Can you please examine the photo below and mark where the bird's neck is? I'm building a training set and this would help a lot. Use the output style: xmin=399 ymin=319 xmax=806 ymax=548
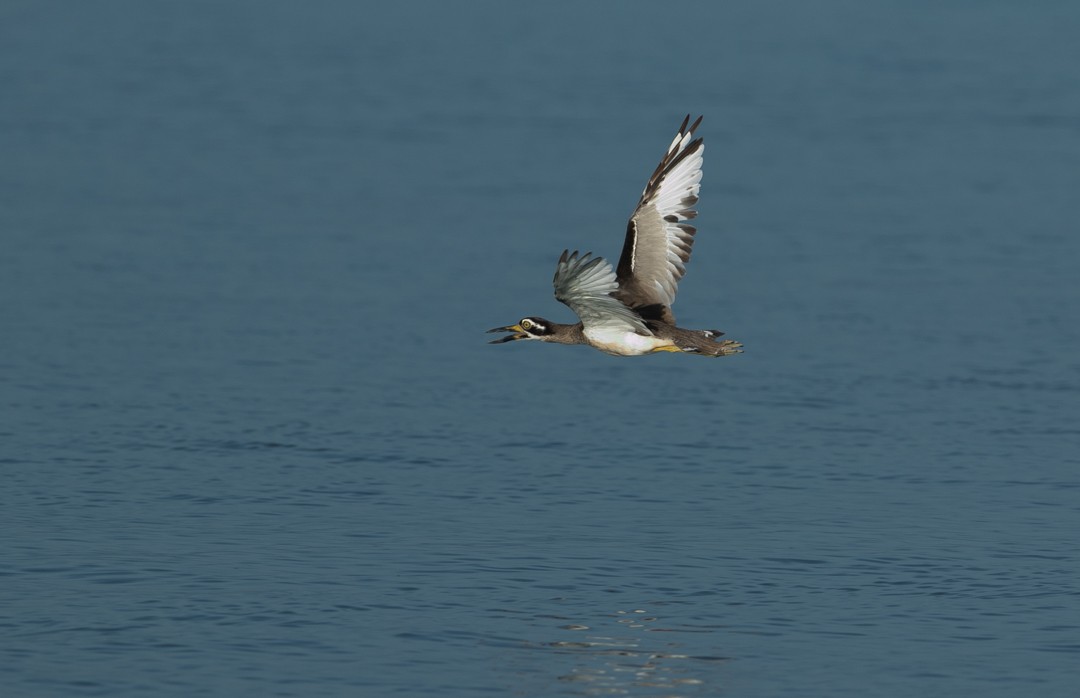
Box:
xmin=544 ymin=322 xmax=587 ymax=345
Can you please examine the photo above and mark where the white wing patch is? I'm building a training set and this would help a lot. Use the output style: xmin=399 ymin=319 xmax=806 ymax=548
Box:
xmin=553 ymin=251 xmax=650 ymax=334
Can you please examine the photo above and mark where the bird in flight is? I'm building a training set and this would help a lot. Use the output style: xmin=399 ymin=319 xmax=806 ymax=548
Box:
xmin=488 ymin=116 xmax=742 ymax=358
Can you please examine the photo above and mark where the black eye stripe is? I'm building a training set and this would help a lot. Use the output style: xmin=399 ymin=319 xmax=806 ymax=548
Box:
xmin=520 ymin=318 xmax=547 ymax=334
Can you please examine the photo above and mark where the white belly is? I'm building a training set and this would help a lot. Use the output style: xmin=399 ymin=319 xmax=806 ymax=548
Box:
xmin=583 ymin=327 xmax=674 ymax=356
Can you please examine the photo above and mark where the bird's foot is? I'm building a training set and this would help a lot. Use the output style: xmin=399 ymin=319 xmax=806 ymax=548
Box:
xmin=711 ymin=339 xmax=743 ymax=356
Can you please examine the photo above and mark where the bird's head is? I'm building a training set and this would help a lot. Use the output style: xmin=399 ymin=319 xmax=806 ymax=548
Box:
xmin=487 ymin=317 xmax=554 ymax=344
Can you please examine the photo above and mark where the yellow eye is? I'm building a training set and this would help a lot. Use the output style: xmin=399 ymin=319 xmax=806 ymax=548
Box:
xmin=520 ymin=319 xmax=533 ymax=330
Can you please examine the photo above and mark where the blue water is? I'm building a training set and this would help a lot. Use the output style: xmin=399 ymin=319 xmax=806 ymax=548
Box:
xmin=3 ymin=1 xmax=1079 ymax=695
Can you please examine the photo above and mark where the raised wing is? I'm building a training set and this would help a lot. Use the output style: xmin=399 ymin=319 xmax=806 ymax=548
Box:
xmin=553 ymin=250 xmax=650 ymax=334
xmin=614 ymin=115 xmax=704 ymax=323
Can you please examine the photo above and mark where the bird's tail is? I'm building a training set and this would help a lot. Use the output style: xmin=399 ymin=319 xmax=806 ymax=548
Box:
xmin=671 ymin=328 xmax=743 ymax=357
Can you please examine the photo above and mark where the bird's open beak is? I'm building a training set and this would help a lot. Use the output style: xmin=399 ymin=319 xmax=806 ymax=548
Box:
xmin=487 ymin=324 xmax=527 ymax=343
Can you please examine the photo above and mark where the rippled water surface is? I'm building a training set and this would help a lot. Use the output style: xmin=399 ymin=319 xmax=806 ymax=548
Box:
xmin=3 ymin=1 xmax=1079 ymax=696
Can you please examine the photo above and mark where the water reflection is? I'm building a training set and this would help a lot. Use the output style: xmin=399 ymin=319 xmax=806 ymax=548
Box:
xmin=544 ymin=609 xmax=729 ymax=696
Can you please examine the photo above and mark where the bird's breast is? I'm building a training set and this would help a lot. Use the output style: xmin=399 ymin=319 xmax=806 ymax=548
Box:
xmin=583 ymin=327 xmax=674 ymax=356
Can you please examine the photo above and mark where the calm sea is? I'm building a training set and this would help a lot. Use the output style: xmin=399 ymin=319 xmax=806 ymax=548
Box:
xmin=2 ymin=1 xmax=1078 ymax=695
